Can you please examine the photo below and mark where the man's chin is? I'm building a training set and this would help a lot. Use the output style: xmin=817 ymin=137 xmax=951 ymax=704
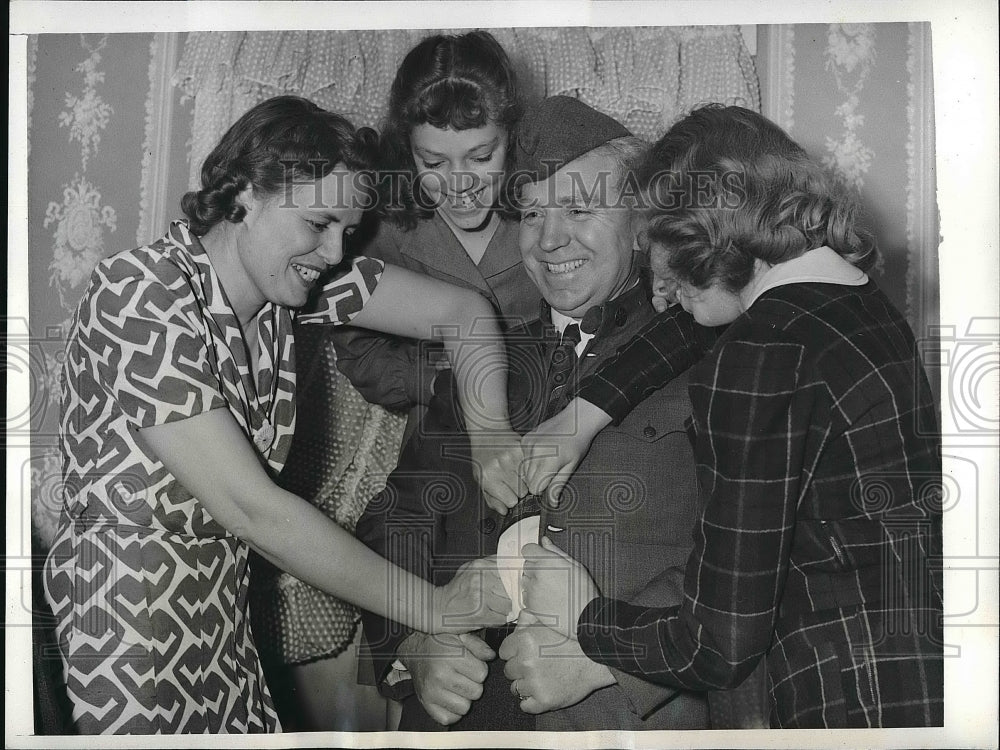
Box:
xmin=543 ymin=294 xmax=590 ymax=319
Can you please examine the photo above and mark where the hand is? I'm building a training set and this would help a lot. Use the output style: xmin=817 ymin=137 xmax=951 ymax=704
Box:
xmin=520 ymin=398 xmax=612 ymax=507
xmin=521 ymin=537 xmax=600 ymax=640
xmin=399 ymin=631 xmax=495 ymax=726
xmin=432 ymin=556 xmax=511 ymax=634
xmin=499 ymin=610 xmax=615 ymax=714
xmin=469 ymin=429 xmax=526 ymax=515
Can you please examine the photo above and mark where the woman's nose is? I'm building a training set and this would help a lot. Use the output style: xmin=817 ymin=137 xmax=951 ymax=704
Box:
xmin=316 ymin=231 xmax=344 ymax=266
xmin=450 ymin=169 xmax=478 ymax=196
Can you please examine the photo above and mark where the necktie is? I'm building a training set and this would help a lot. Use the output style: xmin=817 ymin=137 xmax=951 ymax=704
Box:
xmin=544 ymin=323 xmax=581 ymax=419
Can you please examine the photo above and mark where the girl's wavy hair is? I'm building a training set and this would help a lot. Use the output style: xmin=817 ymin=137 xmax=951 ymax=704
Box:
xmin=378 ymin=30 xmax=521 ymax=229
xmin=181 ymin=95 xmax=378 ymax=236
xmin=641 ymin=104 xmax=877 ymax=292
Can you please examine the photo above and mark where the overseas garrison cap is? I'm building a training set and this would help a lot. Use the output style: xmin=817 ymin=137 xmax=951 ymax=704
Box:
xmin=513 ymin=95 xmax=631 ymax=184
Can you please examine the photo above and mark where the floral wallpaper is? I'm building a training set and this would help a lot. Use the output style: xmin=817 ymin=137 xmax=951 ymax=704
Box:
xmin=773 ymin=23 xmax=938 ymax=360
xmin=32 ymin=34 xmax=119 ymax=547
xmin=56 ymin=37 xmax=114 ymax=171
xmin=45 ymin=37 xmax=118 ymax=317
xmin=822 ymin=24 xmax=877 ymax=191
xmin=27 ymin=34 xmax=166 ymax=549
xmin=45 ymin=175 xmax=118 ymax=304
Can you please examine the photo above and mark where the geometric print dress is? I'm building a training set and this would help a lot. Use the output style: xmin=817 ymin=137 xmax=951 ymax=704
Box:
xmin=43 ymin=221 xmax=384 ymax=733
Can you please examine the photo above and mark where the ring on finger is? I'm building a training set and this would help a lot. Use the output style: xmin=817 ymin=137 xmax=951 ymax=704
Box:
xmin=513 ymin=680 xmax=528 ymax=702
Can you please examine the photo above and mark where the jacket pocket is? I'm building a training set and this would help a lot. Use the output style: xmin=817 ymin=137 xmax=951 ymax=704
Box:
xmin=616 ymin=378 xmax=691 ymax=444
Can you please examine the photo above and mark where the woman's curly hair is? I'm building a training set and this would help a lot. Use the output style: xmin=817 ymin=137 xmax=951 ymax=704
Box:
xmin=181 ymin=95 xmax=379 ymax=236
xmin=378 ymin=31 xmax=521 ymax=229
xmin=641 ymin=104 xmax=877 ymax=292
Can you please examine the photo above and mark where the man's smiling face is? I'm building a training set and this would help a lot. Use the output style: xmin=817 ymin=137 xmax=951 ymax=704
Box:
xmin=518 ymin=150 xmax=636 ymax=318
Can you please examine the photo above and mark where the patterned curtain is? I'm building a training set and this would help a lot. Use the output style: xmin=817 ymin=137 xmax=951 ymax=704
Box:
xmin=173 ymin=27 xmax=759 ymax=187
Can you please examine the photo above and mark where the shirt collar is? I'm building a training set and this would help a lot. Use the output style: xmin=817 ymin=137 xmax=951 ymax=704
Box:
xmin=543 ymin=273 xmax=647 ymax=342
xmin=741 ymin=245 xmax=869 ymax=309
xmin=549 ymin=307 xmax=581 ymax=334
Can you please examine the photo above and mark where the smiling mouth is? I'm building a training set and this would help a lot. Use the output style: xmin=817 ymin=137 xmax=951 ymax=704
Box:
xmin=544 ymin=259 xmax=587 ymax=274
xmin=291 ymin=263 xmax=322 ymax=285
xmin=446 ymin=186 xmax=487 ymax=210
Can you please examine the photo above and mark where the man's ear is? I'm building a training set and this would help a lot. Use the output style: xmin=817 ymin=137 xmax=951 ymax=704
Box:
xmin=631 ymin=211 xmax=651 ymax=256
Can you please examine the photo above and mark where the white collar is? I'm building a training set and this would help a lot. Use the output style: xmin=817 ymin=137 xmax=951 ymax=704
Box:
xmin=740 ymin=246 xmax=869 ymax=309
xmin=549 ymin=308 xmax=594 ymax=355
xmin=547 ymin=275 xmax=641 ymax=335
xmin=550 ymin=308 xmax=581 ymax=334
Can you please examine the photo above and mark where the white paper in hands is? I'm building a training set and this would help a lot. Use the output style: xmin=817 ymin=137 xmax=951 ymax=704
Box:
xmin=495 ymin=514 xmax=541 ymax=622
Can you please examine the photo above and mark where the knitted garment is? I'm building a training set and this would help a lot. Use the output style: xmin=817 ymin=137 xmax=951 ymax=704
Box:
xmin=249 ymin=323 xmax=406 ymax=666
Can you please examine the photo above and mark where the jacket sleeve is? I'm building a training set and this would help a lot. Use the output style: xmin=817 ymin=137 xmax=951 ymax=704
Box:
xmin=577 ymin=329 xmax=814 ymax=691
xmin=607 ymin=565 xmax=690 ymax=719
xmin=328 ymin=325 xmax=440 ymax=409
xmin=328 ymin=223 xmax=440 ymax=409
xmin=354 ymin=471 xmax=434 ymax=693
xmin=354 ymin=371 xmax=468 ymax=690
xmin=576 ymin=305 xmax=717 ymax=425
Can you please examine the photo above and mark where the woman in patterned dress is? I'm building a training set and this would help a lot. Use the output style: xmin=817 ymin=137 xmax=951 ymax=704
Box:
xmin=43 ymin=95 xmax=515 ymax=734
xmin=517 ymin=105 xmax=943 ymax=727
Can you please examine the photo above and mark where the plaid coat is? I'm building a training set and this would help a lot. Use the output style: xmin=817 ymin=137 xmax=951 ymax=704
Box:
xmin=576 ymin=280 xmax=944 ymax=728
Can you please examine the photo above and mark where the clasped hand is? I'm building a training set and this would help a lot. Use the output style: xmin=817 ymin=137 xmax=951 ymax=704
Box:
xmin=469 ymin=430 xmax=526 ymax=515
xmin=499 ymin=609 xmax=614 ymax=714
xmin=519 ymin=537 xmax=600 ymax=640
xmin=477 ymin=399 xmax=611 ymax=516
xmin=400 ymin=630 xmax=495 ymax=726
xmin=432 ymin=556 xmax=510 ymax=634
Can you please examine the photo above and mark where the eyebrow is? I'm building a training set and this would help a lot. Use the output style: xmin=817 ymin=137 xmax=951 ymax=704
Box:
xmin=521 ymin=194 xmax=595 ymax=208
xmin=302 ymin=209 xmax=362 ymax=225
xmin=414 ymin=137 xmax=501 ymax=158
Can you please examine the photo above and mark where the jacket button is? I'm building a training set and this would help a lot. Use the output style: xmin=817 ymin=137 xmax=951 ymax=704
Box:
xmin=643 ymin=424 xmax=657 ymax=439
xmin=480 ymin=517 xmax=497 ymax=534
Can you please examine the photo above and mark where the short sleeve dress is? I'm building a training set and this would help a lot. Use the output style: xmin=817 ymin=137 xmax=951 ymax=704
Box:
xmin=43 ymin=221 xmax=384 ymax=734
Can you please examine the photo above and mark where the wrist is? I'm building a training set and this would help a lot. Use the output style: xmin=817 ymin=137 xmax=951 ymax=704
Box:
xmin=428 ymin=584 xmax=474 ymax=634
xmin=588 ymin=660 xmax=617 ymax=690
xmin=569 ymin=593 xmax=601 ymax=640
xmin=428 ymin=587 xmax=446 ymax=634
xmin=397 ymin=631 xmax=429 ymax=667
xmin=570 ymin=397 xmax=612 ymax=438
